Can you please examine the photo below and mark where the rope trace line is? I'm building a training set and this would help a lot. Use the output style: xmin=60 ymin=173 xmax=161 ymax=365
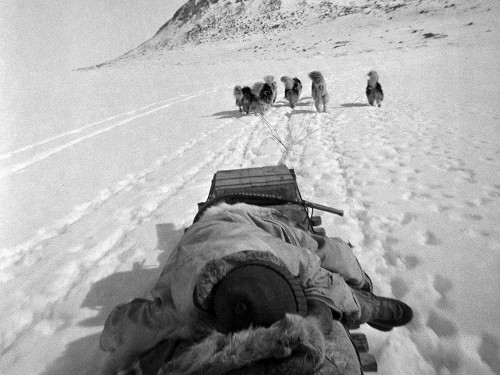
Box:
xmin=256 ymin=112 xmax=287 ymax=150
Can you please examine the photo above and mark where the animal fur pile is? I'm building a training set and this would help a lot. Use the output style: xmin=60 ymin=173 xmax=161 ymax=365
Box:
xmin=120 ymin=313 xmax=361 ymax=375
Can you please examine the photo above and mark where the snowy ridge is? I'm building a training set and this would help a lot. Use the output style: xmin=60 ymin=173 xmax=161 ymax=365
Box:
xmin=105 ymin=0 xmax=432 ymax=64
xmin=151 ymin=0 xmax=419 ymax=46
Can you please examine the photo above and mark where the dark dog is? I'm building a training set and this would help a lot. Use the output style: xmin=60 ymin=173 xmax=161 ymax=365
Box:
xmin=238 ymin=82 xmax=274 ymax=114
xmin=252 ymin=81 xmax=274 ymax=114
xmin=241 ymin=86 xmax=258 ymax=114
xmin=366 ymin=70 xmax=384 ymax=107
xmin=280 ymin=76 xmax=303 ymax=109
xmin=264 ymin=76 xmax=278 ymax=104
xmin=308 ymin=71 xmax=329 ymax=112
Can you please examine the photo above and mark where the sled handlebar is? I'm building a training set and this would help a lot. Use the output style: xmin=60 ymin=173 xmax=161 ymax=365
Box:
xmin=303 ymin=200 xmax=344 ymax=217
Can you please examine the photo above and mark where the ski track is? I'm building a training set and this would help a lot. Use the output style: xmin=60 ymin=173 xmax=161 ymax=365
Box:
xmin=0 ymin=88 xmax=218 ymax=179
xmin=2 ymin=129 xmax=244 ymax=277
xmin=0 ymin=90 xmax=208 ymax=161
xmin=0 ymin=85 xmax=243 ymax=272
xmin=0 ymin=115 xmax=258 ymax=358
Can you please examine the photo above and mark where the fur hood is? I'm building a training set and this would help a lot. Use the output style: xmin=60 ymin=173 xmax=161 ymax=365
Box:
xmin=123 ymin=313 xmax=361 ymax=375
xmin=162 ymin=313 xmax=325 ymax=375
xmin=107 ymin=202 xmax=363 ymax=375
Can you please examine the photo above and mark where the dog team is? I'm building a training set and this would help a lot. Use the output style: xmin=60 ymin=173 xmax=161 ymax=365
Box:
xmin=233 ymin=70 xmax=383 ymax=114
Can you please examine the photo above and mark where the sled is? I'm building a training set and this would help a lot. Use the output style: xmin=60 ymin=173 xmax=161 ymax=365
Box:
xmin=194 ymin=165 xmax=344 ymax=232
xmin=195 ymin=165 xmax=377 ymax=373
xmin=130 ymin=165 xmax=377 ymax=374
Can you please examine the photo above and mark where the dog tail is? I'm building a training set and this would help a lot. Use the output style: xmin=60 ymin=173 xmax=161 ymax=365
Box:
xmin=265 ymin=75 xmax=278 ymax=104
xmin=367 ymin=70 xmax=379 ymax=88
xmin=281 ymin=76 xmax=294 ymax=90
xmin=308 ymin=71 xmax=326 ymax=85
xmin=251 ymin=82 xmax=264 ymax=97
xmin=264 ymin=75 xmax=275 ymax=85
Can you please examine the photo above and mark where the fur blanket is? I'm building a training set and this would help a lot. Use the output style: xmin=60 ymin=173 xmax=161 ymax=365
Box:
xmin=120 ymin=313 xmax=361 ymax=375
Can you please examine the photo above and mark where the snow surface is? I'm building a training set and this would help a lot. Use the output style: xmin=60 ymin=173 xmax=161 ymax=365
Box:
xmin=1 ymin=0 xmax=499 ymax=374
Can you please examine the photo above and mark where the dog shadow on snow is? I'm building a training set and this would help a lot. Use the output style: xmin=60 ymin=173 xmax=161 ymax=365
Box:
xmin=42 ymin=223 xmax=185 ymax=375
xmin=210 ymin=100 xmax=316 ymax=119
xmin=274 ymin=99 xmax=314 ymax=109
xmin=210 ymin=110 xmax=249 ymax=119
xmin=340 ymin=102 xmax=370 ymax=108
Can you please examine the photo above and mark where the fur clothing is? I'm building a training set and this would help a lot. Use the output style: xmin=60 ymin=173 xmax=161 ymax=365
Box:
xmin=100 ymin=203 xmax=367 ymax=373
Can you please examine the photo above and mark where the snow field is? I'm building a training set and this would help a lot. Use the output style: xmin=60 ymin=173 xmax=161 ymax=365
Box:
xmin=1 ymin=1 xmax=499 ymax=374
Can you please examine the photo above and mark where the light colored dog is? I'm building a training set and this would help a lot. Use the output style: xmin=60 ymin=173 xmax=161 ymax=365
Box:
xmin=280 ymin=76 xmax=303 ymax=109
xmin=309 ymin=71 xmax=329 ymax=112
xmin=264 ymin=75 xmax=278 ymax=104
xmin=366 ymin=70 xmax=384 ymax=107
xmin=233 ymin=85 xmax=244 ymax=113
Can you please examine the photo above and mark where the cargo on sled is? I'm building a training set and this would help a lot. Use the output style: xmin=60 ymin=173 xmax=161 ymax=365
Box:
xmin=104 ymin=165 xmax=382 ymax=375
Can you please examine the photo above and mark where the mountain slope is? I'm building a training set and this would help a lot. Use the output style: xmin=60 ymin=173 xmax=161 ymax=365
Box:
xmin=105 ymin=0 xmax=434 ymax=64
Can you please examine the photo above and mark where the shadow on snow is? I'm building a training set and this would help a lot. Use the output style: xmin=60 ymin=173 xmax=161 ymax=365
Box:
xmin=42 ymin=223 xmax=186 ymax=375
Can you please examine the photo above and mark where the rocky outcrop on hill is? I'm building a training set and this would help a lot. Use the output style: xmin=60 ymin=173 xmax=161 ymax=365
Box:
xmin=116 ymin=0 xmax=420 ymax=58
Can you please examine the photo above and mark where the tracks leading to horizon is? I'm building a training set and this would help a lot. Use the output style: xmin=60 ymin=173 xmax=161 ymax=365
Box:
xmin=0 ymin=88 xmax=221 ymax=179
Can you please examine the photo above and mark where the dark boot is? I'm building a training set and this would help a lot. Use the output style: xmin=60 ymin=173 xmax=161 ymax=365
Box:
xmin=352 ymin=290 xmax=413 ymax=331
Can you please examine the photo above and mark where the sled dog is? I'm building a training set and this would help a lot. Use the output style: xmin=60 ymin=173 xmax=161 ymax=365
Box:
xmin=366 ymin=70 xmax=384 ymax=107
xmin=241 ymin=86 xmax=258 ymax=114
xmin=280 ymin=76 xmax=303 ymax=109
xmin=264 ymin=75 xmax=278 ymax=104
xmin=238 ymin=82 xmax=273 ymax=114
xmin=252 ymin=81 xmax=274 ymax=114
xmin=233 ymin=85 xmax=244 ymax=113
xmin=308 ymin=71 xmax=329 ymax=112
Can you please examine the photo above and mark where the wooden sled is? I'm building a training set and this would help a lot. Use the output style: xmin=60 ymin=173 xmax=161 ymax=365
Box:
xmin=127 ymin=165 xmax=377 ymax=374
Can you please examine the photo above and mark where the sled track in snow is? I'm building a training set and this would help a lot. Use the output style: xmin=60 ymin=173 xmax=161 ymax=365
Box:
xmin=0 ymin=116 xmax=260 ymax=357
xmin=0 ymin=104 xmax=252 ymax=271
xmin=0 ymin=92 xmax=208 ymax=161
xmin=0 ymin=88 xmax=219 ymax=179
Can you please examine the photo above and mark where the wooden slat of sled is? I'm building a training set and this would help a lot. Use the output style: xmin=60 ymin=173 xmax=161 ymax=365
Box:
xmin=351 ymin=332 xmax=378 ymax=372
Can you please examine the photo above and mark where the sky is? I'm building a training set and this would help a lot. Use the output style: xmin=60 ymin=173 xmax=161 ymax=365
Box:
xmin=0 ymin=0 xmax=186 ymax=74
